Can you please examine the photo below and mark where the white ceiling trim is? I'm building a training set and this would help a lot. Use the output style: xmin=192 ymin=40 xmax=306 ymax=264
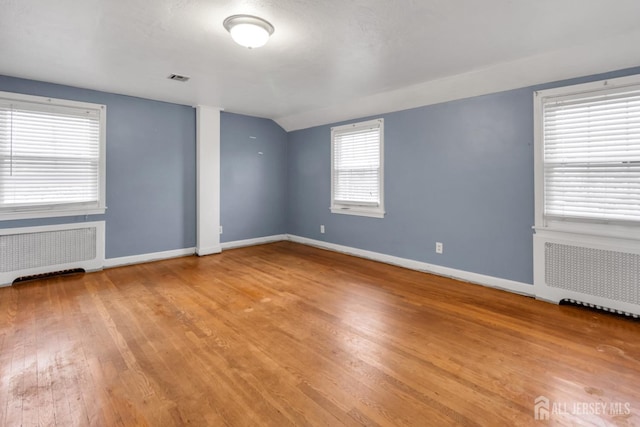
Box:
xmin=276 ymin=30 xmax=640 ymax=132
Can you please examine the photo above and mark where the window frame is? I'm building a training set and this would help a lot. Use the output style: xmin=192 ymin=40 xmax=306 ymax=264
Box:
xmin=0 ymin=90 xmax=106 ymax=221
xmin=533 ymin=74 xmax=640 ymax=240
xmin=330 ymin=118 xmax=385 ymax=219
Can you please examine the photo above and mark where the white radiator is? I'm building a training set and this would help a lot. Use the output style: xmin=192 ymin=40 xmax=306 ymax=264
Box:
xmin=534 ymin=230 xmax=640 ymax=318
xmin=0 ymin=221 xmax=105 ymax=286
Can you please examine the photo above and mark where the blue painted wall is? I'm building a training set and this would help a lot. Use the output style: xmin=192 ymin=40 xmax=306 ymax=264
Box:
xmin=220 ymin=112 xmax=288 ymax=242
xmin=0 ymin=75 xmax=197 ymax=259
xmin=287 ymin=66 xmax=640 ymax=285
xmin=3 ymin=66 xmax=639 ymax=282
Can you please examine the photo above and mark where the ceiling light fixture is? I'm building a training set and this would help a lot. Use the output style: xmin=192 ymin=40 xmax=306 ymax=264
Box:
xmin=223 ymin=14 xmax=274 ymax=49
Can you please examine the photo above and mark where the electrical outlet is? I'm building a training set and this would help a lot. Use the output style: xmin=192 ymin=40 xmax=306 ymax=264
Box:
xmin=320 ymin=225 xmax=325 ymax=234
xmin=435 ymin=242 xmax=443 ymax=254
xmin=219 ymin=226 xmax=223 ymax=234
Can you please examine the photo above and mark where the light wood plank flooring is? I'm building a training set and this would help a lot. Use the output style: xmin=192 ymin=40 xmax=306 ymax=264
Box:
xmin=1 ymin=241 xmax=639 ymax=426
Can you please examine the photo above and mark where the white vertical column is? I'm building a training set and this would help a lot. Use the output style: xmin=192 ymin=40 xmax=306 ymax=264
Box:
xmin=196 ymin=105 xmax=221 ymax=256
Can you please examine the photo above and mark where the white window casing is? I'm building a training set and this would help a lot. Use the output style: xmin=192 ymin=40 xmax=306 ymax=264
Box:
xmin=0 ymin=91 xmax=106 ymax=220
xmin=534 ymin=74 xmax=640 ymax=240
xmin=331 ymin=118 xmax=385 ymax=218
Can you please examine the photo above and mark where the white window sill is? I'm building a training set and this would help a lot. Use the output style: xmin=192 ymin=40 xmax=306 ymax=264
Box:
xmin=534 ymin=222 xmax=640 ymax=242
xmin=330 ymin=206 xmax=385 ymax=219
xmin=0 ymin=207 xmax=106 ymax=221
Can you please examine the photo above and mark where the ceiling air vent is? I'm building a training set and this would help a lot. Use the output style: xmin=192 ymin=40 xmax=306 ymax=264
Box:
xmin=168 ymin=74 xmax=190 ymax=82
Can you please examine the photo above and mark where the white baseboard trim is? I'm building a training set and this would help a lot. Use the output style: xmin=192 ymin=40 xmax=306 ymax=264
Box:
xmin=196 ymin=245 xmax=222 ymax=256
xmin=103 ymin=234 xmax=287 ymax=270
xmin=286 ymin=234 xmax=534 ymax=297
xmin=221 ymin=234 xmax=287 ymax=250
xmin=104 ymin=247 xmax=196 ymax=268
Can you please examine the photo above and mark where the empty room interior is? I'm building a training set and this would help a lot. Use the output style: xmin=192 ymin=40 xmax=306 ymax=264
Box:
xmin=1 ymin=1 xmax=640 ymax=425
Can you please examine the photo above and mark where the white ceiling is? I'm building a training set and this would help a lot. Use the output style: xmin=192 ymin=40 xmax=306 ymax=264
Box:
xmin=2 ymin=0 xmax=640 ymax=131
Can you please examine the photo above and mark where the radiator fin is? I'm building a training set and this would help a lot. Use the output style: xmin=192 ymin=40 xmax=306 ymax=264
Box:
xmin=0 ymin=228 xmax=97 ymax=273
xmin=545 ymin=242 xmax=640 ymax=305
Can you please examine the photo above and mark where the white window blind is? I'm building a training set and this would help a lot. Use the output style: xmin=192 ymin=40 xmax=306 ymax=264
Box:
xmin=0 ymin=92 xmax=105 ymax=219
xmin=542 ymin=85 xmax=640 ymax=223
xmin=331 ymin=119 xmax=384 ymax=217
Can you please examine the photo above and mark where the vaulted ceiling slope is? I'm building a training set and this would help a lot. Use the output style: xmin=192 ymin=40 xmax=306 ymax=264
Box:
xmin=2 ymin=0 xmax=640 ymax=131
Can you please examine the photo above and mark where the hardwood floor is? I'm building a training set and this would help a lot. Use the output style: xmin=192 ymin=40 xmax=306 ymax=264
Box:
xmin=1 ymin=241 xmax=639 ymax=426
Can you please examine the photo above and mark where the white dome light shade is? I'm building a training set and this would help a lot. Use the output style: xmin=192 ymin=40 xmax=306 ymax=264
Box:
xmin=230 ymin=23 xmax=269 ymax=48
xmin=223 ymin=15 xmax=275 ymax=49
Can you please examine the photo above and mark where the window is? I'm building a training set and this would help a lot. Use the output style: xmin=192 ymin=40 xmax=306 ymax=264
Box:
xmin=0 ymin=91 xmax=106 ymax=220
xmin=331 ymin=118 xmax=384 ymax=218
xmin=534 ymin=74 xmax=640 ymax=235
